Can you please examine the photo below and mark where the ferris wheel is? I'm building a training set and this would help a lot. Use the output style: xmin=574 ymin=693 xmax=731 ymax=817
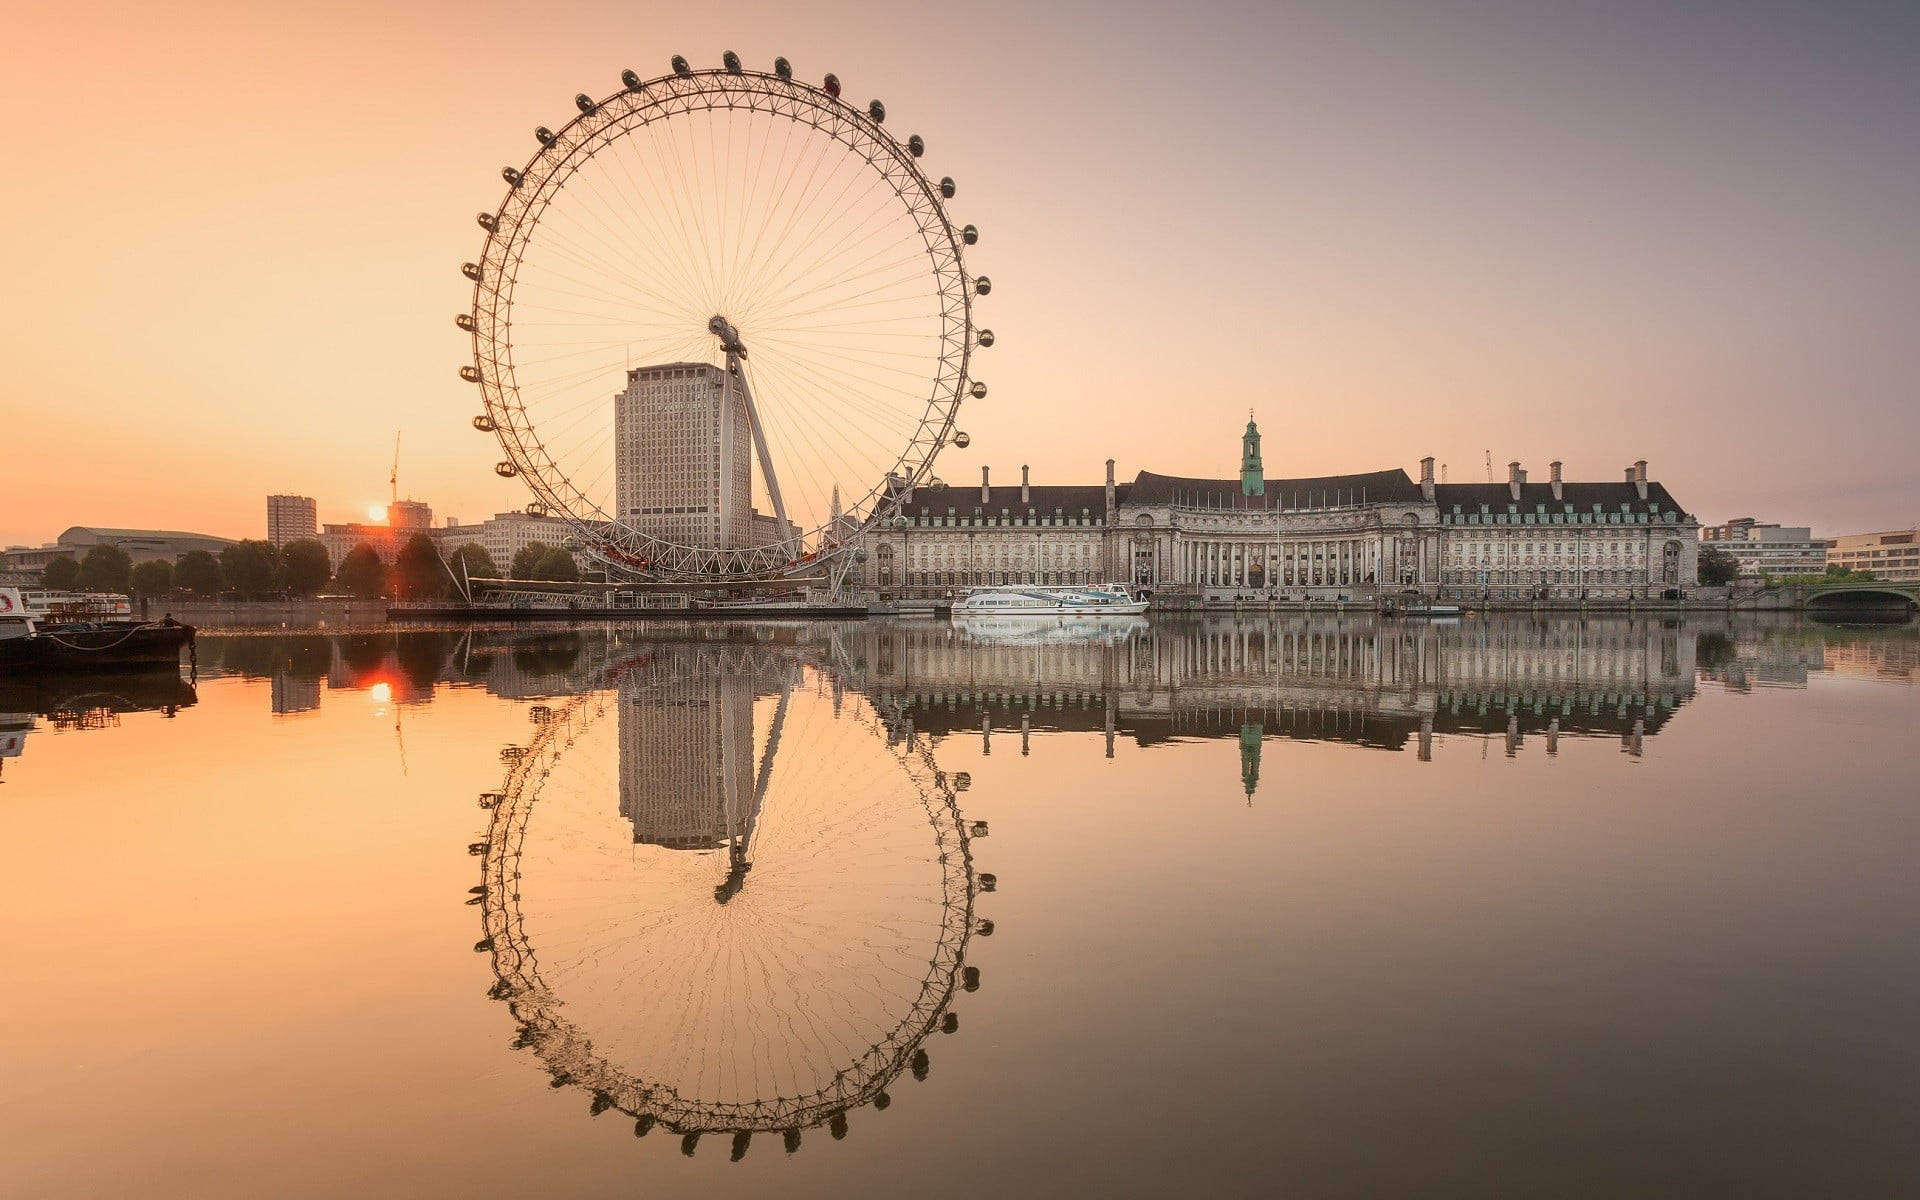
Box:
xmin=472 ymin=643 xmax=989 ymax=1149
xmin=459 ymin=54 xmax=989 ymax=582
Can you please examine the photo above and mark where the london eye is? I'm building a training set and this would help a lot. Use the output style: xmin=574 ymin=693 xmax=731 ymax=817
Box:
xmin=471 ymin=642 xmax=988 ymax=1151
xmin=458 ymin=55 xmax=989 ymax=582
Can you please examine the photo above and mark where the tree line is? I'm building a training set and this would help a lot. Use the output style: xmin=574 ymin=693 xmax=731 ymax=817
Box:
xmin=38 ymin=537 xmax=582 ymax=601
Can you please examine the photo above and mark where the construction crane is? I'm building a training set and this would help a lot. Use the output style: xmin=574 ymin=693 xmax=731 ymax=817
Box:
xmin=390 ymin=431 xmax=402 ymax=506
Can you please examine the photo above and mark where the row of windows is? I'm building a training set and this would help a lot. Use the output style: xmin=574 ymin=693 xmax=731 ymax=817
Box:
xmin=912 ymin=513 xmax=1104 ymax=528
xmin=1444 ymin=509 xmax=1676 ymax=526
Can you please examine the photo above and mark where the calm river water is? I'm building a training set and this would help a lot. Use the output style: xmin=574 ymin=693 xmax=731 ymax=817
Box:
xmin=4 ymin=614 xmax=1917 ymax=1198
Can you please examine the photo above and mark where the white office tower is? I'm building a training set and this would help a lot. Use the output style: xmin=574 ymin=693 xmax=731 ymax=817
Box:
xmin=616 ymin=666 xmax=757 ymax=850
xmin=614 ymin=362 xmax=752 ymax=550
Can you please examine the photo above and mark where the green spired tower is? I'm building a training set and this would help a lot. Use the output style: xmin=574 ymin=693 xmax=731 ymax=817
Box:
xmin=1239 ymin=722 xmax=1263 ymax=803
xmin=1240 ymin=411 xmax=1265 ymax=497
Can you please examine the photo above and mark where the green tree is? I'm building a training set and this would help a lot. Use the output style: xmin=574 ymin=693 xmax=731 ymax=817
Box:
xmin=174 ymin=550 xmax=224 ymax=596
xmin=1696 ymin=544 xmax=1740 ymax=587
xmin=277 ymin=538 xmax=333 ymax=597
xmin=510 ymin=542 xmax=551 ymax=580
xmin=130 ymin=558 xmax=174 ymax=598
xmin=335 ymin=543 xmax=388 ymax=599
xmin=40 ymin=555 xmax=79 ymax=590
xmin=76 ymin=544 xmax=133 ymax=594
xmin=393 ymin=534 xmax=451 ymax=600
xmin=535 ymin=546 xmax=580 ymax=582
xmin=220 ymin=539 xmax=281 ymax=599
xmin=449 ymin=542 xmax=499 ymax=585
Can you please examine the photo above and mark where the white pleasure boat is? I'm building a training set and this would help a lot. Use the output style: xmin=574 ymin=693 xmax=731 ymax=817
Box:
xmin=950 ymin=583 xmax=1149 ymax=617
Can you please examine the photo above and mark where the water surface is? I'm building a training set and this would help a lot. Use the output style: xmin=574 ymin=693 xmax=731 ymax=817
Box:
xmin=5 ymin=615 xmax=1916 ymax=1198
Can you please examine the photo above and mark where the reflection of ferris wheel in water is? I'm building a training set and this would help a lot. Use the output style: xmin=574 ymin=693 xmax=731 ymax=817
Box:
xmin=459 ymin=54 xmax=990 ymax=582
xmin=472 ymin=646 xmax=990 ymax=1154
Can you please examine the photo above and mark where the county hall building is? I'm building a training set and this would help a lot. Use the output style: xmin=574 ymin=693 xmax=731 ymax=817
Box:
xmin=854 ymin=418 xmax=1700 ymax=606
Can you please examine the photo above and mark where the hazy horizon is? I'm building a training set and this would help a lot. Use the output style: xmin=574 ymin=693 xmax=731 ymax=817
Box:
xmin=5 ymin=0 xmax=1916 ymax=548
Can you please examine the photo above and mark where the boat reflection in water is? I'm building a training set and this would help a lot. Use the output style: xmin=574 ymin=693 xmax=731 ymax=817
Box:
xmin=0 ymin=668 xmax=196 ymax=781
xmin=471 ymin=637 xmax=986 ymax=1158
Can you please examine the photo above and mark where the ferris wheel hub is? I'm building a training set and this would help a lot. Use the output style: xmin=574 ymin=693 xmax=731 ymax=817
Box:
xmin=707 ymin=314 xmax=747 ymax=357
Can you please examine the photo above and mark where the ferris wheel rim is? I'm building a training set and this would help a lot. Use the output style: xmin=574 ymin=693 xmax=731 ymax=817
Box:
xmin=462 ymin=63 xmax=979 ymax=583
xmin=476 ymin=655 xmax=978 ymax=1133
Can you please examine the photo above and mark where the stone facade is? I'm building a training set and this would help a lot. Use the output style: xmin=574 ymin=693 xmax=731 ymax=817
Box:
xmin=847 ymin=423 xmax=1700 ymax=605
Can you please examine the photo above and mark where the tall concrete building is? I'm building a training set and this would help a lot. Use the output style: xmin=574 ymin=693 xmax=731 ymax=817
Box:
xmin=266 ymin=495 xmax=318 ymax=547
xmin=615 ymin=362 xmax=753 ymax=550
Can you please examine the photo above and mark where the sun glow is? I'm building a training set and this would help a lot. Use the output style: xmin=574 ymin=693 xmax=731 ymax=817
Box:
xmin=366 ymin=504 xmax=388 ymax=523
xmin=369 ymin=682 xmax=392 ymax=703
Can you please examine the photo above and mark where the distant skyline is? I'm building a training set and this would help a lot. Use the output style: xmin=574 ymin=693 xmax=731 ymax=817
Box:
xmin=5 ymin=0 xmax=1917 ymax=546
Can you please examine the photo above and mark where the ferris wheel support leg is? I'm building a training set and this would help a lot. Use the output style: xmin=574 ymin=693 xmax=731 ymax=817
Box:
xmin=729 ymin=352 xmax=790 ymax=538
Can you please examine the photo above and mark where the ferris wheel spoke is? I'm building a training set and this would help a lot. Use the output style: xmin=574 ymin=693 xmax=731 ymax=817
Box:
xmin=523 ymin=217 xmax=709 ymax=320
xmin=739 ymin=187 xmax=924 ymax=320
xmin=721 ymin=130 xmax=884 ymax=320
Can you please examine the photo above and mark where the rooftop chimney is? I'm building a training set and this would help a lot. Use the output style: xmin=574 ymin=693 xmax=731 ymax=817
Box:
xmin=1633 ymin=459 xmax=1648 ymax=501
xmin=1419 ymin=456 xmax=1435 ymax=502
xmin=1021 ymin=464 xmax=1031 ymax=504
xmin=981 ymin=465 xmax=991 ymax=504
xmin=1549 ymin=460 xmax=1563 ymax=502
xmin=1508 ymin=461 xmax=1524 ymax=502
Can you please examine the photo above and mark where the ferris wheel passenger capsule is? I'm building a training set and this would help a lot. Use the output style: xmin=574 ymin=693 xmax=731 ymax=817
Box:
xmin=534 ymin=126 xmax=556 ymax=145
xmin=495 ymin=461 xmax=519 ymax=477
xmin=953 ymin=431 xmax=971 ymax=448
xmin=621 ymin=68 xmax=642 ymax=90
xmin=939 ymin=176 xmax=956 ymax=199
xmin=892 ymin=515 xmax=910 ymax=529
xmin=907 ymin=134 xmax=924 ymax=157
xmin=472 ymin=414 xmax=494 ymax=432
xmin=773 ymin=57 xmax=792 ymax=79
xmin=501 ymin=166 xmax=522 ymax=187
xmin=723 ymin=50 xmax=742 ymax=73
xmin=460 ymin=365 xmax=482 ymax=383
xmin=822 ymin=73 xmax=841 ymax=97
xmin=574 ymin=93 xmax=596 ymax=114
xmin=969 ymin=381 xmax=988 ymax=399
xmin=671 ymin=55 xmax=691 ymax=76
xmin=461 ymin=262 xmax=483 ymax=281
xmin=868 ymin=99 xmax=885 ymax=122
xmin=456 ymin=313 xmax=476 ymax=332
xmin=974 ymin=275 xmax=991 ymax=295
xmin=476 ymin=212 xmax=496 ymax=232
xmin=962 ymin=224 xmax=978 ymax=245
xmin=977 ymin=329 xmax=995 ymax=347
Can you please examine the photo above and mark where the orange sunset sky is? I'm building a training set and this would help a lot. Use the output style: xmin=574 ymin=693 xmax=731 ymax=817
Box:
xmin=4 ymin=0 xmax=1916 ymax=547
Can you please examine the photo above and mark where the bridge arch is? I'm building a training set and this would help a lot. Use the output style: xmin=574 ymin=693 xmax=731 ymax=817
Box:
xmin=1805 ymin=586 xmax=1918 ymax=614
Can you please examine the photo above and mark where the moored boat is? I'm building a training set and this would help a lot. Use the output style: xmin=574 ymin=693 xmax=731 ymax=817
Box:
xmin=950 ymin=583 xmax=1149 ymax=617
xmin=0 ymin=589 xmax=195 ymax=672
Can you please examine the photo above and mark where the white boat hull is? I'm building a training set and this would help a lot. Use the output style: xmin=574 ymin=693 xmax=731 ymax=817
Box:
xmin=953 ymin=602 xmax=1148 ymax=617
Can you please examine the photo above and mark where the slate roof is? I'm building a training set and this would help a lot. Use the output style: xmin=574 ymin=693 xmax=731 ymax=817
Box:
xmin=897 ymin=482 xmax=1127 ymax=518
xmin=1431 ymin=481 xmax=1686 ymax=515
xmin=1125 ymin=468 xmax=1425 ymax=509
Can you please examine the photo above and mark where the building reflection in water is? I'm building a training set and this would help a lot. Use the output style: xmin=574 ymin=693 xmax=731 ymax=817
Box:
xmin=877 ymin=615 xmax=1704 ymax=797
